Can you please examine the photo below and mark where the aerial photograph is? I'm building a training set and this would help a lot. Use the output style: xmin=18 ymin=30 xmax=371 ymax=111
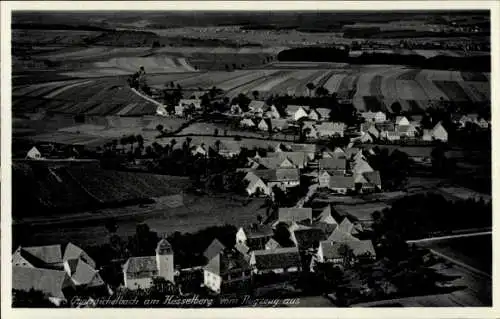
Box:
xmin=10 ymin=9 xmax=491 ymax=308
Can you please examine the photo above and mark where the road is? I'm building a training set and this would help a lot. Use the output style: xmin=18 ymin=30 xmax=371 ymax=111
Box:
xmin=406 ymin=229 xmax=492 ymax=244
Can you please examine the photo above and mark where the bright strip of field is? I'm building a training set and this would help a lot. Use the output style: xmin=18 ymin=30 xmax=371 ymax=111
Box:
xmin=44 ymin=80 xmax=95 ymax=98
xmin=415 ymin=70 xmax=450 ymax=101
xmin=292 ymin=70 xmax=331 ymax=96
xmin=320 ymin=73 xmax=347 ymax=93
xmin=225 ymin=71 xmax=289 ymax=99
xmin=395 ymin=80 xmax=430 ymax=100
xmin=413 ymin=50 xmax=442 ymax=58
xmin=247 ymin=71 xmax=294 ymax=92
xmin=433 ymin=81 xmax=471 ymax=101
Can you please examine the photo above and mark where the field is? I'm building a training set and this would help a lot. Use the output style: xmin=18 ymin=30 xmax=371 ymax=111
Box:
xmin=13 ymin=193 xmax=267 ymax=248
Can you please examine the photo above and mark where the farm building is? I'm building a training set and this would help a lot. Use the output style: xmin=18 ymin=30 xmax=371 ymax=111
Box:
xmin=381 ymin=130 xmax=401 ymax=141
xmin=291 ymin=227 xmax=328 ymax=251
xmin=316 ymin=122 xmax=346 ymax=137
xmin=192 ymin=144 xmax=208 ymax=157
xmin=245 ymin=168 xmax=300 ymax=193
xmin=323 ymin=147 xmax=347 ymax=159
xmin=252 ymin=156 xmax=295 ymax=170
xmin=249 ymin=247 xmax=302 ymax=274
xmin=266 ymin=151 xmax=309 ymax=168
xmin=423 ymin=122 xmax=448 ymax=142
xmin=243 ymin=171 xmax=271 ymax=196
xmin=123 ymin=239 xmax=175 ymax=290
xmin=287 ymin=105 xmax=310 ymax=121
xmin=240 ymin=118 xmax=256 ymax=128
xmin=156 ymin=105 xmax=168 ymax=117
xmin=203 ymin=248 xmax=252 ymax=294
xmin=395 ymin=124 xmax=419 ymax=137
xmin=308 ymin=109 xmax=321 ymax=121
xmin=333 ymin=202 xmax=390 ymax=226
xmin=270 ymin=119 xmax=288 ymax=131
xmin=288 ymin=143 xmax=317 ymax=160
xmin=315 ymin=108 xmax=331 ymax=121
xmin=264 ymin=105 xmax=281 ymax=119
xmin=315 ymin=205 xmax=339 ymax=225
xmin=265 ymin=238 xmax=282 ymax=250
xmin=361 ymin=111 xmax=386 ymax=123
xmin=249 ymin=100 xmax=265 ymax=114
xmin=351 ymin=159 xmax=374 ymax=175
xmin=358 ymin=132 xmax=374 ymax=143
xmin=230 ymin=104 xmax=243 ymax=115
xmin=211 ymin=141 xmax=241 ymax=158
xmin=236 ymin=224 xmax=274 ymax=251
xmin=203 ymin=239 xmax=226 ymax=261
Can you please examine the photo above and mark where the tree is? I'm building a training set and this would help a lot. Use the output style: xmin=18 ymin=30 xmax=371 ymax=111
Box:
xmin=306 ymin=82 xmax=316 ymax=97
xmin=105 ymin=218 xmax=119 ymax=233
xmin=252 ymin=90 xmax=260 ymax=100
xmin=170 ymin=139 xmax=177 ymax=151
xmin=214 ymin=140 xmax=221 ymax=153
xmin=156 ymin=124 xmax=164 ymax=134
xmin=315 ymin=86 xmax=330 ymax=97
xmin=136 ymin=135 xmax=144 ymax=148
xmin=391 ymin=102 xmax=402 ymax=115
xmin=12 ymin=289 xmax=55 ymax=307
xmin=337 ymin=244 xmax=355 ymax=267
xmin=214 ymin=128 xmax=219 ymax=136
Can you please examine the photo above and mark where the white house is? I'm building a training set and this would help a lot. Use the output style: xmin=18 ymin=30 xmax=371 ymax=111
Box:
xmin=308 ymin=109 xmax=321 ymax=121
xmin=236 ymin=224 xmax=274 ymax=251
xmin=395 ymin=116 xmax=410 ymax=126
xmin=315 ymin=240 xmax=376 ymax=266
xmin=258 ymin=119 xmax=270 ymax=131
xmin=178 ymin=99 xmax=202 ymax=110
xmin=244 ymin=171 xmax=271 ymax=196
xmin=26 ymin=146 xmax=43 ymax=160
xmin=287 ymin=105 xmax=310 ymax=121
xmin=123 ymin=239 xmax=174 ymax=290
xmin=240 ymin=118 xmax=256 ymax=128
xmin=316 ymin=122 xmax=346 ymax=138
xmin=431 ymin=122 xmax=448 ymax=142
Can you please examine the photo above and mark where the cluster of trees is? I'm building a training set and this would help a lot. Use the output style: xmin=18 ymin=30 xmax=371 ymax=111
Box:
xmin=371 ymin=193 xmax=491 ymax=243
xmin=127 ymin=66 xmax=151 ymax=94
xmin=277 ymin=47 xmax=491 ymax=72
xmin=365 ymin=147 xmax=412 ymax=190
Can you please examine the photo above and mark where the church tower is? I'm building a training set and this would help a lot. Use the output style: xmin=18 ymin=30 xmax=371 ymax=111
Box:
xmin=155 ymin=238 xmax=174 ymax=283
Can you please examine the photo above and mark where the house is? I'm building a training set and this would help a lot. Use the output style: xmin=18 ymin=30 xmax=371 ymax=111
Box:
xmin=277 ymin=207 xmax=313 ymax=225
xmin=123 ymin=239 xmax=174 ymax=290
xmin=258 ymin=118 xmax=270 ymax=131
xmin=316 ymin=240 xmax=376 ymax=265
xmin=265 ymin=238 xmax=282 ymax=250
xmin=291 ymin=227 xmax=328 ymax=251
xmin=326 ymin=227 xmax=360 ymax=243
xmin=359 ymin=132 xmax=374 ymax=143
xmin=265 ymin=105 xmax=281 ymax=119
xmin=431 ymin=122 xmax=448 ymax=142
xmin=476 ymin=118 xmax=489 ymax=129
xmin=363 ymin=171 xmax=382 ymax=190
xmin=26 ymin=146 xmax=43 ymax=160
xmin=361 ymin=111 xmax=386 ymax=123
xmin=318 ymin=169 xmax=346 ymax=188
xmin=243 ymin=171 xmax=271 ymax=196
xmin=156 ymin=105 xmax=168 ymax=117
xmin=351 ymin=159 xmax=374 ymax=175
xmin=315 ymin=108 xmax=331 ymax=121
xmin=249 ymin=100 xmax=265 ymax=114
xmin=328 ymin=175 xmax=356 ymax=194
xmin=316 ymin=122 xmax=346 ymax=138
xmin=192 ymin=144 xmax=208 ymax=157
xmin=236 ymin=224 xmax=274 ymax=251
xmin=396 ymin=124 xmax=418 ymax=137
xmin=211 ymin=141 xmax=241 ymax=158
xmin=174 ymin=105 xmax=185 ymax=116
xmin=288 ymin=143 xmax=317 ymax=160
xmin=230 ymin=104 xmax=243 ymax=115
xmin=252 ymin=156 xmax=295 ymax=170
xmin=319 ymin=158 xmax=346 ymax=172
xmin=381 ymin=130 xmax=401 ymax=141
xmin=240 ymin=118 xmax=256 ymax=128
xmin=315 ymin=205 xmax=339 ymax=226
xmin=250 ymin=247 xmax=302 ymax=274
xmin=12 ymin=267 xmax=75 ymax=306
xmin=178 ymin=99 xmax=202 ymax=110
xmin=12 ymin=242 xmax=103 ymax=303
xmin=203 ymin=239 xmax=226 ymax=261
xmin=204 ymin=248 xmax=252 ymax=294
xmin=303 ymin=124 xmax=318 ymax=139
xmin=287 ymin=105 xmax=310 ymax=121
xmin=395 ymin=116 xmax=410 ymax=126
xmin=323 ymin=147 xmax=346 ymax=159
xmin=270 ymin=119 xmax=288 ymax=131
xmin=375 ymin=122 xmax=395 ymax=132
xmin=308 ymin=109 xmax=321 ymax=121
xmin=267 ymin=151 xmax=308 ymax=168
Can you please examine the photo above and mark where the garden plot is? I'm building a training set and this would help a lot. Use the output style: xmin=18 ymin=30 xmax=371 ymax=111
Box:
xmin=316 ymin=73 xmax=345 ymax=93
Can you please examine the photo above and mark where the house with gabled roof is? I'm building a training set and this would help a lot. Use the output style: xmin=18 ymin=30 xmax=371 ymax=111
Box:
xmin=319 ymin=158 xmax=346 ymax=172
xmin=192 ymin=143 xmax=208 ymax=157
xmin=249 ymin=100 xmax=265 ymax=114
xmin=204 ymin=239 xmax=226 ymax=261
xmin=316 ymin=240 xmax=376 ymax=266
xmin=257 ymin=118 xmax=270 ymax=131
xmin=396 ymin=124 xmax=418 ymax=137
xmin=240 ymin=118 xmax=256 ymax=128
xmin=431 ymin=122 xmax=448 ymax=142
xmin=308 ymin=109 xmax=321 ymax=121
xmin=291 ymin=227 xmax=328 ymax=251
xmin=211 ymin=141 xmax=241 ymax=158
xmin=265 ymin=238 xmax=282 ymax=250
xmin=254 ymin=156 xmax=295 ymax=170
xmin=267 ymin=151 xmax=308 ymax=168
xmin=395 ymin=116 xmax=410 ymax=126
xmin=316 ymin=205 xmax=338 ymax=226
xmin=361 ymin=111 xmax=386 ymax=123
xmin=26 ymin=146 xmax=43 ymax=160
xmin=315 ymin=108 xmax=331 ymax=121
xmin=328 ymin=175 xmax=356 ymax=194
xmin=362 ymin=171 xmax=382 ymax=191
xmin=270 ymin=119 xmax=288 ymax=131
xmin=381 ymin=130 xmax=401 ymax=141
xmin=243 ymin=171 xmax=271 ymax=196
xmin=326 ymin=226 xmax=360 ymax=243
xmin=249 ymin=247 xmax=302 ymax=274
xmin=264 ymin=105 xmax=281 ymax=119
xmin=288 ymin=143 xmax=317 ymax=160
xmin=13 ymin=266 xmax=75 ymax=306
xmin=277 ymin=207 xmax=313 ymax=225
xmin=204 ymin=248 xmax=252 ymax=294
xmin=236 ymin=224 xmax=274 ymax=251
xmin=358 ymin=132 xmax=374 ymax=143
xmin=287 ymin=105 xmax=310 ymax=121
xmin=318 ymin=169 xmax=346 ymax=188
xmin=351 ymin=159 xmax=374 ymax=175
xmin=123 ymin=239 xmax=174 ymax=290
xmin=323 ymin=147 xmax=346 ymax=159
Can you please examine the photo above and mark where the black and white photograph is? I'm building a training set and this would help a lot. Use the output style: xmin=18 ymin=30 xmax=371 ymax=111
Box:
xmin=2 ymin=1 xmax=497 ymax=313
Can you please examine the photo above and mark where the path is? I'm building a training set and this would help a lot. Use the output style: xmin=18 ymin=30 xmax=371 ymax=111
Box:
xmin=406 ymin=229 xmax=492 ymax=244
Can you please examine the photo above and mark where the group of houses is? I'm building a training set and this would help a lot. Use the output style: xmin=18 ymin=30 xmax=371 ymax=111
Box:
xmin=203 ymin=205 xmax=376 ymax=295
xmin=357 ymin=112 xmax=449 ymax=143
xmin=12 ymin=242 xmax=106 ymax=305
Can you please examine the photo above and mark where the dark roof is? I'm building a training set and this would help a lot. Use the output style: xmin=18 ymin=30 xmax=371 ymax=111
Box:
xmin=275 ymin=168 xmax=300 ymax=181
xmin=243 ymin=224 xmax=274 ymax=239
xmin=252 ymin=247 xmax=301 ymax=270
xmin=71 ymin=259 xmax=103 ymax=286
xmin=278 ymin=207 xmax=313 ymax=223
xmin=156 ymin=238 xmax=173 ymax=255
xmin=21 ymin=245 xmax=62 ymax=265
xmin=13 ymin=266 xmax=71 ymax=299
xmin=204 ymin=239 xmax=226 ymax=260
xmin=235 ymin=242 xmax=250 ymax=255
xmin=204 ymin=249 xmax=250 ymax=276
xmin=329 ymin=175 xmax=355 ymax=189
xmin=363 ymin=171 xmax=382 ymax=187
xmin=319 ymin=158 xmax=346 ymax=170
xmin=293 ymin=228 xmax=328 ymax=249
xmin=123 ymin=256 xmax=158 ymax=278
xmin=63 ymin=242 xmax=96 ymax=268
xmin=265 ymin=238 xmax=282 ymax=250
xmin=320 ymin=240 xmax=376 ymax=259
xmin=326 ymin=227 xmax=360 ymax=242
